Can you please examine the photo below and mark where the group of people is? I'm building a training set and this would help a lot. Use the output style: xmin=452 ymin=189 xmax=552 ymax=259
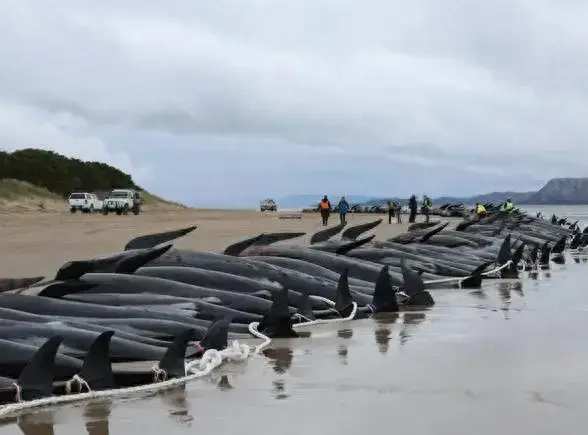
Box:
xmin=318 ymin=195 xmax=517 ymax=226
xmin=318 ymin=195 xmax=349 ymax=226
xmin=318 ymin=194 xmax=432 ymax=226
xmin=474 ymin=198 xmax=515 ymax=218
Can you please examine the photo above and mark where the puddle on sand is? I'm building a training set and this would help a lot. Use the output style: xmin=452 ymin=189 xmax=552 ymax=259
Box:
xmin=2 ymin=258 xmax=588 ymax=435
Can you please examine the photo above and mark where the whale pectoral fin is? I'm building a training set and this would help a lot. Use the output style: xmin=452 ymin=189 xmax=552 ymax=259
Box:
xmin=310 ymin=223 xmax=346 ymax=245
xmin=38 ymin=281 xmax=99 ymax=298
xmin=400 ymin=263 xmax=425 ymax=297
xmin=341 ymin=219 xmax=382 ymax=241
xmin=124 ymin=225 xmax=197 ymax=251
xmin=78 ymin=331 xmax=116 ymax=391
xmin=199 ymin=317 xmax=231 ymax=352
xmin=224 ymin=232 xmax=307 ymax=256
xmin=258 ymin=288 xmax=298 ymax=338
xmin=296 ymin=293 xmax=316 ymax=321
xmin=370 ymin=265 xmax=399 ymax=313
xmin=17 ymin=336 xmax=63 ymax=401
xmin=158 ymin=329 xmax=195 ymax=379
xmin=419 ymin=222 xmax=449 ymax=242
xmin=115 ymin=244 xmax=173 ymax=274
xmin=223 ymin=234 xmax=265 ymax=256
xmin=511 ymin=242 xmax=526 ymax=267
xmin=0 ymin=276 xmax=45 ymax=293
xmin=335 ymin=269 xmax=354 ymax=317
xmin=496 ymin=234 xmax=512 ymax=266
xmin=335 ymin=235 xmax=376 ymax=255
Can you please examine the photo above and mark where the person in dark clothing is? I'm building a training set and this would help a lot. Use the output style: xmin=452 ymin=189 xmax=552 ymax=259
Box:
xmin=318 ymin=195 xmax=331 ymax=226
xmin=395 ymin=201 xmax=402 ymax=223
xmin=408 ymin=194 xmax=417 ymax=223
xmin=337 ymin=196 xmax=350 ymax=224
xmin=387 ymin=201 xmax=394 ymax=224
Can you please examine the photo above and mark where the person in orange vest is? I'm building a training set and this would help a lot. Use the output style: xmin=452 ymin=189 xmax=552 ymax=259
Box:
xmin=318 ymin=195 xmax=331 ymax=226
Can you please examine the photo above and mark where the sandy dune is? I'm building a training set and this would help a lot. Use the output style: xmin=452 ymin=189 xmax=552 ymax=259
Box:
xmin=0 ymin=209 xmax=451 ymax=279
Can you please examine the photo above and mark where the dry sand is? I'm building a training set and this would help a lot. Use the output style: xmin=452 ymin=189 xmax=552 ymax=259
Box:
xmin=0 ymin=209 xmax=457 ymax=279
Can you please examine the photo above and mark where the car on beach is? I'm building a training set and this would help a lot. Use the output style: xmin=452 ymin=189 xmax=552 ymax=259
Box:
xmin=103 ymin=189 xmax=142 ymax=215
xmin=68 ymin=192 xmax=102 ymax=213
xmin=260 ymin=198 xmax=277 ymax=212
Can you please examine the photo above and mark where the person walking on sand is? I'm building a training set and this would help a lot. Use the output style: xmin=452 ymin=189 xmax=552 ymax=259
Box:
xmin=408 ymin=194 xmax=417 ymax=223
xmin=387 ymin=201 xmax=395 ymax=224
xmin=318 ymin=195 xmax=331 ymax=226
xmin=422 ymin=194 xmax=431 ymax=223
xmin=395 ymin=201 xmax=402 ymax=223
xmin=337 ymin=196 xmax=349 ymax=224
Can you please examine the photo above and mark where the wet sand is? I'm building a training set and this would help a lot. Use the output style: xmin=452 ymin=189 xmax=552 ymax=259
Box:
xmin=1 ymin=207 xmax=587 ymax=434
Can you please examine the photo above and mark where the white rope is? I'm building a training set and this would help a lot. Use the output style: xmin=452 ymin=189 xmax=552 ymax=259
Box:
xmin=0 ymin=323 xmax=272 ymax=418
xmin=480 ymin=260 xmax=514 ymax=277
xmin=292 ymin=302 xmax=358 ymax=328
xmin=246 ymin=297 xmax=358 ymax=335
xmin=421 ymin=260 xmax=514 ymax=287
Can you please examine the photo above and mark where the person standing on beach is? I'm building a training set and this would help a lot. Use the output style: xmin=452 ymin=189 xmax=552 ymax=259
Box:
xmin=395 ymin=201 xmax=402 ymax=223
xmin=387 ymin=201 xmax=394 ymax=224
xmin=408 ymin=195 xmax=417 ymax=223
xmin=422 ymin=195 xmax=431 ymax=223
xmin=337 ymin=196 xmax=349 ymax=224
xmin=318 ymin=195 xmax=331 ymax=226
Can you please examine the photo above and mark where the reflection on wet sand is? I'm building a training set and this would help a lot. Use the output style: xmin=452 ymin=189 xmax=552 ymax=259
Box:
xmin=83 ymin=402 xmax=111 ymax=435
xmin=372 ymin=311 xmax=428 ymax=352
xmin=15 ymin=402 xmax=110 ymax=435
xmin=263 ymin=347 xmax=293 ymax=400
xmin=263 ymin=347 xmax=293 ymax=375
xmin=337 ymin=328 xmax=353 ymax=365
xmin=216 ymin=375 xmax=234 ymax=391
xmin=16 ymin=412 xmax=55 ymax=435
xmin=399 ymin=311 xmax=427 ymax=346
xmin=159 ymin=386 xmax=193 ymax=426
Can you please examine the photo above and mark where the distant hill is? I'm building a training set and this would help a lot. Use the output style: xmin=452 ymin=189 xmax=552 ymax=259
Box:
xmin=279 ymin=178 xmax=588 ymax=208
xmin=0 ymin=148 xmax=186 ymax=212
xmin=525 ymin=178 xmax=588 ymax=204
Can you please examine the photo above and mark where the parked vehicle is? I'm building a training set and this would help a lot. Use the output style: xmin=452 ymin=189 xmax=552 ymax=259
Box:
xmin=102 ymin=189 xmax=142 ymax=215
xmin=260 ymin=198 xmax=277 ymax=212
xmin=68 ymin=192 xmax=102 ymax=213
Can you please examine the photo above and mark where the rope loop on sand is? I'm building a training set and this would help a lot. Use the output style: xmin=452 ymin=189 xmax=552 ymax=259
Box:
xmin=0 ymin=324 xmax=272 ymax=418
xmin=422 ymin=260 xmax=515 ymax=288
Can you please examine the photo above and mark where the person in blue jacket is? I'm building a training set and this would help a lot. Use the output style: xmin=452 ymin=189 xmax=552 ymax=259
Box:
xmin=337 ymin=196 xmax=350 ymax=224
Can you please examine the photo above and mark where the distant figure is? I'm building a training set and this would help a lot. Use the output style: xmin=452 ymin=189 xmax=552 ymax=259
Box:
xmin=408 ymin=195 xmax=417 ymax=223
xmin=475 ymin=202 xmax=487 ymax=218
xmin=395 ymin=201 xmax=402 ymax=223
xmin=338 ymin=196 xmax=349 ymax=224
xmin=422 ymin=195 xmax=432 ymax=223
xmin=503 ymin=198 xmax=515 ymax=213
xmin=318 ymin=195 xmax=332 ymax=226
xmin=387 ymin=201 xmax=394 ymax=224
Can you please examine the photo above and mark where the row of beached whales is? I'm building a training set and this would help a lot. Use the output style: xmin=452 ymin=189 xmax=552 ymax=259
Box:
xmin=0 ymin=209 xmax=585 ymax=406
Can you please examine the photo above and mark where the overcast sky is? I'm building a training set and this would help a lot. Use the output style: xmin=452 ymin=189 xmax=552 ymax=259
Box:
xmin=1 ymin=1 xmax=586 ymax=207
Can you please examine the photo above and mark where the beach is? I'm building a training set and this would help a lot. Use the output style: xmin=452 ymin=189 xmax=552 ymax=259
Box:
xmin=0 ymin=209 xmax=443 ymax=278
xmin=1 ymin=206 xmax=587 ymax=435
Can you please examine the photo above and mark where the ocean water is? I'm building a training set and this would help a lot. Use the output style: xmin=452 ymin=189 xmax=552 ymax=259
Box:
xmin=1 ymin=205 xmax=587 ymax=435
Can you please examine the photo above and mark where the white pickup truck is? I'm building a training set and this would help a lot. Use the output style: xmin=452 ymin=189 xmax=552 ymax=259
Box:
xmin=102 ymin=189 xmax=142 ymax=215
xmin=68 ymin=192 xmax=103 ymax=213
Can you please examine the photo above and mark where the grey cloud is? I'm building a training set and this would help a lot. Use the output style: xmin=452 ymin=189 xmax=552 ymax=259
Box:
xmin=0 ymin=0 xmax=586 ymax=205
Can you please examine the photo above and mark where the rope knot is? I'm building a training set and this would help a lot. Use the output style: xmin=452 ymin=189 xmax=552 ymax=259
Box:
xmin=65 ymin=374 xmax=92 ymax=394
xmin=12 ymin=382 xmax=22 ymax=403
xmin=151 ymin=365 xmax=168 ymax=383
